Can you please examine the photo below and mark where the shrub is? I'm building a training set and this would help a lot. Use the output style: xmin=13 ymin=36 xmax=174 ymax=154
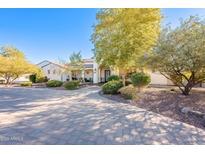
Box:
xmin=20 ymin=81 xmax=32 ymax=87
xmin=118 ymin=85 xmax=137 ymax=99
xmin=102 ymin=80 xmax=123 ymax=94
xmin=131 ymin=72 xmax=151 ymax=91
xmin=107 ymin=75 xmax=120 ymax=81
xmin=46 ymin=80 xmax=63 ymax=87
xmin=64 ymin=80 xmax=80 ymax=90
xmin=29 ymin=74 xmax=47 ymax=83
xmin=36 ymin=76 xmax=48 ymax=83
xmin=29 ymin=74 xmax=36 ymax=83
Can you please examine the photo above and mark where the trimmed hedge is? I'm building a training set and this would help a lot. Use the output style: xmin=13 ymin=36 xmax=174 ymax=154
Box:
xmin=102 ymin=80 xmax=123 ymax=94
xmin=64 ymin=80 xmax=80 ymax=90
xmin=107 ymin=75 xmax=120 ymax=81
xmin=20 ymin=81 xmax=32 ymax=87
xmin=46 ymin=80 xmax=63 ymax=87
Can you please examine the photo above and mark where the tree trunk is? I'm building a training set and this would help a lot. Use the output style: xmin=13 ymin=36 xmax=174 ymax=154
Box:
xmin=5 ymin=77 xmax=10 ymax=85
xmin=182 ymin=84 xmax=193 ymax=95
xmin=122 ymin=74 xmax=126 ymax=86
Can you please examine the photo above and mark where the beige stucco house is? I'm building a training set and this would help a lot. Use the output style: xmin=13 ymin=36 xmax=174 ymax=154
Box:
xmin=1 ymin=57 xmax=204 ymax=87
xmin=36 ymin=58 xmax=175 ymax=85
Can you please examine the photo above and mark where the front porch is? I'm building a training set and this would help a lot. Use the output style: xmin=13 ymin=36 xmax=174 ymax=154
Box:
xmin=70 ymin=67 xmax=114 ymax=84
xmin=71 ymin=69 xmax=94 ymax=83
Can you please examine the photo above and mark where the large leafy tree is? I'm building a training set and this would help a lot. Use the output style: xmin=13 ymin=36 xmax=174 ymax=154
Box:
xmin=148 ymin=16 xmax=205 ymax=95
xmin=92 ymin=9 xmax=161 ymax=85
xmin=0 ymin=46 xmax=39 ymax=84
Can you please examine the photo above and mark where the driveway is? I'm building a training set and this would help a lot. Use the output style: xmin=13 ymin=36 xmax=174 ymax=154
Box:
xmin=0 ymin=86 xmax=205 ymax=144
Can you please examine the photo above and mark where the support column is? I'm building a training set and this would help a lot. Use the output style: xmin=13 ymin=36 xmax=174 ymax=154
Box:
xmin=93 ymin=62 xmax=98 ymax=84
xmin=81 ymin=70 xmax=85 ymax=82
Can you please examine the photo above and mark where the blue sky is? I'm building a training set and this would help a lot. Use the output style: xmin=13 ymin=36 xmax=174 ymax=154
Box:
xmin=0 ymin=8 xmax=205 ymax=63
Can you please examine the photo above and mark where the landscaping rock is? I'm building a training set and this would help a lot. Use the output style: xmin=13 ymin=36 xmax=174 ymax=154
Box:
xmin=189 ymin=110 xmax=205 ymax=118
xmin=181 ymin=107 xmax=205 ymax=118
xmin=181 ymin=107 xmax=191 ymax=114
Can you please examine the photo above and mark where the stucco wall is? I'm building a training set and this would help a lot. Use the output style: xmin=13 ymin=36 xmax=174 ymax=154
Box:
xmin=14 ymin=74 xmax=30 ymax=83
xmin=149 ymin=71 xmax=174 ymax=85
xmin=41 ymin=63 xmax=69 ymax=81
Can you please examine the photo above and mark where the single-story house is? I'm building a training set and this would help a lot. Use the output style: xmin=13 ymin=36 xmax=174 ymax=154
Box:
xmin=1 ymin=58 xmax=205 ymax=87
xmin=36 ymin=58 xmax=176 ymax=85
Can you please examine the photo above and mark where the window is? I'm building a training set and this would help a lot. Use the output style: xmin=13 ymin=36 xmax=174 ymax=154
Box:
xmin=48 ymin=70 xmax=50 ymax=74
xmin=53 ymin=69 xmax=56 ymax=74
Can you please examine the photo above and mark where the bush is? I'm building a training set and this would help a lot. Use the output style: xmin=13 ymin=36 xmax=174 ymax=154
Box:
xmin=118 ymin=85 xmax=137 ymax=99
xmin=107 ymin=75 xmax=120 ymax=81
xmin=131 ymin=72 xmax=151 ymax=91
xmin=29 ymin=74 xmax=36 ymax=83
xmin=36 ymin=76 xmax=48 ymax=83
xmin=20 ymin=81 xmax=32 ymax=87
xmin=46 ymin=80 xmax=63 ymax=87
xmin=64 ymin=80 xmax=80 ymax=90
xmin=102 ymin=80 xmax=123 ymax=94
xmin=29 ymin=74 xmax=47 ymax=83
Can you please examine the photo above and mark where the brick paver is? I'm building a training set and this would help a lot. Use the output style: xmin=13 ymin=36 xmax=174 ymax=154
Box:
xmin=0 ymin=86 xmax=205 ymax=144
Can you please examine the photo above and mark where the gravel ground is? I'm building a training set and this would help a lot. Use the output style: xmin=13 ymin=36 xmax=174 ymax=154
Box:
xmin=101 ymin=87 xmax=205 ymax=130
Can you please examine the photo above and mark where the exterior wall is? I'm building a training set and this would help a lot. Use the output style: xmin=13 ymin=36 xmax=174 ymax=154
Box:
xmin=13 ymin=74 xmax=30 ymax=83
xmin=39 ymin=62 xmax=70 ymax=82
xmin=149 ymin=71 xmax=174 ymax=85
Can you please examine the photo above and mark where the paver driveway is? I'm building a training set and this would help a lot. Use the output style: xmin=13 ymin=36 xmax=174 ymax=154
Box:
xmin=0 ymin=86 xmax=205 ymax=144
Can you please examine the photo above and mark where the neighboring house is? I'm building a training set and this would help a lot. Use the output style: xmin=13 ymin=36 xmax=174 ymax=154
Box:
xmin=13 ymin=74 xmax=30 ymax=83
xmin=0 ymin=74 xmax=30 ymax=84
xmin=36 ymin=58 xmax=175 ymax=85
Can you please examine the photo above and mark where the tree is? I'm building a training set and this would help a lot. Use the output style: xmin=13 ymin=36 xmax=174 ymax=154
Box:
xmin=61 ymin=51 xmax=84 ymax=81
xmin=68 ymin=51 xmax=84 ymax=71
xmin=0 ymin=46 xmax=39 ymax=84
xmin=147 ymin=16 xmax=205 ymax=95
xmin=92 ymin=9 xmax=161 ymax=86
xmin=69 ymin=51 xmax=82 ymax=64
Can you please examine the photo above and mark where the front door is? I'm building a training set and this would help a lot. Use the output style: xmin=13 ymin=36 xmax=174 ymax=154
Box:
xmin=104 ymin=70 xmax=111 ymax=82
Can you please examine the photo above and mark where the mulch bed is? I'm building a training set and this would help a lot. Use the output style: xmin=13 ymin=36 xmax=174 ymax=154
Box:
xmin=101 ymin=87 xmax=205 ymax=130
